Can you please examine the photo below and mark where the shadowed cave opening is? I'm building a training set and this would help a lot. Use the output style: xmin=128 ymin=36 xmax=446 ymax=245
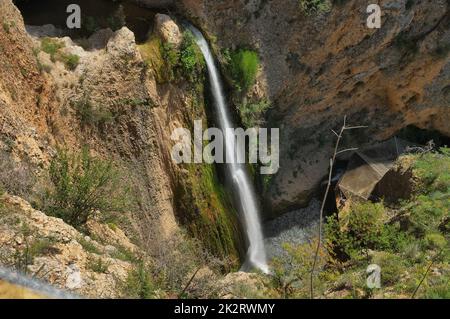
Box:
xmin=13 ymin=0 xmax=167 ymax=43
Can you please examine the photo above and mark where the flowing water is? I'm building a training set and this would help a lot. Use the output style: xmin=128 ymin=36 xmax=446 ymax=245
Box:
xmin=188 ymin=25 xmax=269 ymax=274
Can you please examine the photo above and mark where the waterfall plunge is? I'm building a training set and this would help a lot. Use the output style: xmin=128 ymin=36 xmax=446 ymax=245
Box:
xmin=188 ymin=25 xmax=269 ymax=274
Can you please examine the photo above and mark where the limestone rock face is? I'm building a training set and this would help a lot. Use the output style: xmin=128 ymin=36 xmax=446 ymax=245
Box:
xmin=178 ymin=0 xmax=450 ymax=215
xmin=0 ymin=195 xmax=136 ymax=298
xmin=154 ymin=13 xmax=182 ymax=48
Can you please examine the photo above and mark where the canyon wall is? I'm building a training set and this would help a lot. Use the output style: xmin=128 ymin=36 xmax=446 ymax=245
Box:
xmin=0 ymin=0 xmax=241 ymax=263
xmin=177 ymin=0 xmax=450 ymax=215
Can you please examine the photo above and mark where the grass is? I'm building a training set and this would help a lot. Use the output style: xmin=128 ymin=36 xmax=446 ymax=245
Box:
xmin=78 ymin=236 xmax=101 ymax=255
xmin=87 ymin=256 xmax=110 ymax=273
xmin=40 ymin=38 xmax=80 ymax=71
xmin=227 ymin=49 xmax=260 ymax=92
xmin=261 ymin=149 xmax=450 ymax=299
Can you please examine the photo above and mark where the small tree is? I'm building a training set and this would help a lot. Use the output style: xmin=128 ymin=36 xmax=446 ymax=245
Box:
xmin=41 ymin=147 xmax=129 ymax=229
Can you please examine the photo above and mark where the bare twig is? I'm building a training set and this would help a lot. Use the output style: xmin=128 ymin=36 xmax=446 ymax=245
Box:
xmin=411 ymin=249 xmax=444 ymax=299
xmin=310 ymin=116 xmax=366 ymax=299
xmin=178 ymin=266 xmax=202 ymax=298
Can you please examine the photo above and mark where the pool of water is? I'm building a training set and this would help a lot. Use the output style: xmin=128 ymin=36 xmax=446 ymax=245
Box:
xmin=14 ymin=0 xmax=160 ymax=43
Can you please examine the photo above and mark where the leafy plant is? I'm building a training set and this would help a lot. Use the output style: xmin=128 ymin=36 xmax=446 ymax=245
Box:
xmin=180 ymin=31 xmax=205 ymax=83
xmin=122 ymin=262 xmax=155 ymax=299
xmin=87 ymin=256 xmax=110 ymax=273
xmin=238 ymin=99 xmax=271 ymax=128
xmin=39 ymin=147 xmax=130 ymax=230
xmin=72 ymin=95 xmax=113 ymax=127
xmin=299 ymin=0 xmax=332 ymax=15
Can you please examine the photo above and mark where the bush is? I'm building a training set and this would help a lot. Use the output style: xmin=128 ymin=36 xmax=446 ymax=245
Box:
xmin=299 ymin=0 xmax=332 ymax=15
xmin=229 ymin=49 xmax=260 ymax=92
xmin=180 ymin=31 xmax=205 ymax=83
xmin=72 ymin=95 xmax=113 ymax=127
xmin=60 ymin=53 xmax=80 ymax=71
xmin=39 ymin=147 xmax=130 ymax=230
xmin=122 ymin=262 xmax=155 ymax=299
xmin=87 ymin=256 xmax=110 ymax=273
xmin=347 ymin=202 xmax=385 ymax=249
xmin=424 ymin=233 xmax=447 ymax=250
xmin=238 ymin=99 xmax=271 ymax=128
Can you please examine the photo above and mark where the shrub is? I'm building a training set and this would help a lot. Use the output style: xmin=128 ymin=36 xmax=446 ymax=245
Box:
xmin=41 ymin=38 xmax=64 ymax=61
xmin=299 ymin=0 xmax=332 ymax=15
xmin=229 ymin=49 xmax=260 ymax=92
xmin=180 ymin=31 xmax=205 ymax=83
xmin=72 ymin=95 xmax=113 ymax=127
xmin=60 ymin=53 xmax=80 ymax=71
xmin=424 ymin=233 xmax=447 ymax=250
xmin=0 ymin=151 xmax=36 ymax=200
xmin=122 ymin=262 xmax=155 ymax=299
xmin=87 ymin=256 xmax=110 ymax=273
xmin=347 ymin=202 xmax=385 ymax=249
xmin=238 ymin=99 xmax=271 ymax=128
xmin=409 ymin=193 xmax=449 ymax=237
xmin=40 ymin=147 xmax=130 ymax=230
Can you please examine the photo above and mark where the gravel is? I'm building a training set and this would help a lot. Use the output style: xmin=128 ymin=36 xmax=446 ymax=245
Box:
xmin=264 ymin=199 xmax=321 ymax=260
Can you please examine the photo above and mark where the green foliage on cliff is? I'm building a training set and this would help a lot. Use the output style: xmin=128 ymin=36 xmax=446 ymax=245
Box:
xmin=140 ymin=31 xmax=205 ymax=84
xmin=299 ymin=0 xmax=332 ymax=15
xmin=223 ymin=49 xmax=260 ymax=92
xmin=180 ymin=30 xmax=206 ymax=83
xmin=38 ymin=148 xmax=130 ymax=230
xmin=40 ymin=37 xmax=80 ymax=71
xmin=238 ymin=99 xmax=271 ymax=128
xmin=261 ymin=149 xmax=450 ymax=299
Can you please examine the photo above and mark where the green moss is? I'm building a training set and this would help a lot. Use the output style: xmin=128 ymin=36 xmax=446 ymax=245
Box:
xmin=228 ymin=49 xmax=260 ymax=92
xmin=177 ymin=162 xmax=241 ymax=263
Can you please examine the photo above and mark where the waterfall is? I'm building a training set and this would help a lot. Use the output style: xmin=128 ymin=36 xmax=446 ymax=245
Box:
xmin=188 ymin=25 xmax=269 ymax=274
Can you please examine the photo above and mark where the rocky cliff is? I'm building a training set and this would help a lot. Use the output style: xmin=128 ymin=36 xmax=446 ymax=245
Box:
xmin=177 ymin=0 xmax=450 ymax=215
xmin=0 ymin=0 xmax=241 ymax=285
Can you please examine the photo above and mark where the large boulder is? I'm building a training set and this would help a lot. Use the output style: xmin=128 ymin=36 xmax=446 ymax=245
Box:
xmin=154 ymin=13 xmax=182 ymax=47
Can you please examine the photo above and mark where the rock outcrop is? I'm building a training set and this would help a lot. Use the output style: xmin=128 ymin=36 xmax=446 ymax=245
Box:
xmin=0 ymin=194 xmax=136 ymax=298
xmin=178 ymin=0 xmax=450 ymax=216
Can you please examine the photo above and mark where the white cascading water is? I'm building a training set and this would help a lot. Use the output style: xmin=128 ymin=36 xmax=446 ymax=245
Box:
xmin=188 ymin=25 xmax=269 ymax=274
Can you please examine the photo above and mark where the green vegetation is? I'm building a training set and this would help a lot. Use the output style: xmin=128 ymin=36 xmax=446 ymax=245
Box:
xmin=238 ymin=99 xmax=271 ymax=128
xmin=71 ymin=95 xmax=114 ymax=127
xmin=40 ymin=38 xmax=80 ymax=71
xmin=122 ymin=262 xmax=156 ymax=299
xmin=87 ymin=256 xmax=110 ymax=273
xmin=139 ymin=30 xmax=205 ymax=84
xmin=78 ymin=236 xmax=102 ymax=255
xmin=299 ymin=0 xmax=332 ymax=15
xmin=224 ymin=49 xmax=260 ymax=92
xmin=38 ymin=147 xmax=130 ymax=230
xmin=260 ymin=149 xmax=449 ymax=299
xmin=176 ymin=163 xmax=241 ymax=262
